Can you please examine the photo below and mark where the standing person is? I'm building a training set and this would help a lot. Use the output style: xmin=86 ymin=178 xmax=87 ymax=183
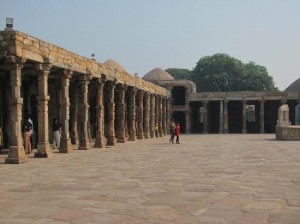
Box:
xmin=22 ymin=117 xmax=32 ymax=154
xmin=27 ymin=114 xmax=34 ymax=150
xmin=52 ymin=118 xmax=62 ymax=150
xmin=175 ymin=122 xmax=180 ymax=144
xmin=169 ymin=119 xmax=176 ymax=144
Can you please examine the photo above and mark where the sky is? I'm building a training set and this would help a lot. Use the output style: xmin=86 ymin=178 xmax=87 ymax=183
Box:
xmin=1 ymin=0 xmax=300 ymax=90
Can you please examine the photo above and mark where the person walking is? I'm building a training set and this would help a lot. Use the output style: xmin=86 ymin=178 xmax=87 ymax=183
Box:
xmin=52 ymin=118 xmax=62 ymax=150
xmin=175 ymin=122 xmax=180 ymax=144
xmin=27 ymin=114 xmax=34 ymax=149
xmin=169 ymin=119 xmax=176 ymax=144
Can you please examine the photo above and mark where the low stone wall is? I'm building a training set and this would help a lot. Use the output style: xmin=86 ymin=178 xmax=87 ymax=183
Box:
xmin=276 ymin=125 xmax=300 ymax=140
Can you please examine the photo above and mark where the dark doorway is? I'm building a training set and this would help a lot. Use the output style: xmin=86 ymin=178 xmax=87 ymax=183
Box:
xmin=228 ymin=101 xmax=242 ymax=133
xmin=190 ymin=102 xmax=202 ymax=133
xmin=208 ymin=101 xmax=220 ymax=133
xmin=246 ymin=101 xmax=260 ymax=133
xmin=264 ymin=100 xmax=281 ymax=133
xmin=171 ymin=86 xmax=185 ymax=106
xmin=287 ymin=100 xmax=298 ymax=125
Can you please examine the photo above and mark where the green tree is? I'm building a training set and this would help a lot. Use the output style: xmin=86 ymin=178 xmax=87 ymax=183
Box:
xmin=165 ymin=68 xmax=191 ymax=80
xmin=190 ymin=53 xmax=278 ymax=92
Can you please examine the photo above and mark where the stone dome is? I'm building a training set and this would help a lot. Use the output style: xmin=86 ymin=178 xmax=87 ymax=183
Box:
xmin=103 ymin=59 xmax=127 ymax=73
xmin=142 ymin=68 xmax=175 ymax=81
xmin=285 ymin=78 xmax=300 ymax=91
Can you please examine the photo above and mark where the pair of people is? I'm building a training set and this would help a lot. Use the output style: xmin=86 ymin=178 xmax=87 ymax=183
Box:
xmin=22 ymin=115 xmax=33 ymax=154
xmin=169 ymin=120 xmax=180 ymax=144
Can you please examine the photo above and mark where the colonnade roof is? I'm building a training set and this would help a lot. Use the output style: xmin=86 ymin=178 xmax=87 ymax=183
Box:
xmin=0 ymin=30 xmax=170 ymax=97
xmin=189 ymin=91 xmax=300 ymax=101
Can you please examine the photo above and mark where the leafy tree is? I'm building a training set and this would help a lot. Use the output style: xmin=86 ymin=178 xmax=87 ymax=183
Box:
xmin=165 ymin=68 xmax=191 ymax=80
xmin=190 ymin=53 xmax=278 ymax=92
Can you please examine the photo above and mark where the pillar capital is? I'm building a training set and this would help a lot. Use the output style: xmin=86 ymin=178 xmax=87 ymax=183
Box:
xmin=35 ymin=63 xmax=52 ymax=73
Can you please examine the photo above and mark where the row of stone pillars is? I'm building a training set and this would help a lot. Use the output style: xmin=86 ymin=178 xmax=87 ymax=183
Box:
xmin=4 ymin=59 xmax=170 ymax=164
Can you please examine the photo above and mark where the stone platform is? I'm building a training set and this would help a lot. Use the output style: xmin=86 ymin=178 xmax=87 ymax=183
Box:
xmin=1 ymin=134 xmax=300 ymax=223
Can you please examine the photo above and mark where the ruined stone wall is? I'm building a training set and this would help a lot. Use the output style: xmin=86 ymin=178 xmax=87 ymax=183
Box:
xmin=0 ymin=30 xmax=170 ymax=97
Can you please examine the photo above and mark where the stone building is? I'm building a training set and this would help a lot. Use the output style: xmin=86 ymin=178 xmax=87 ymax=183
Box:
xmin=142 ymin=68 xmax=300 ymax=135
xmin=1 ymin=29 xmax=300 ymax=164
xmin=0 ymin=30 xmax=170 ymax=164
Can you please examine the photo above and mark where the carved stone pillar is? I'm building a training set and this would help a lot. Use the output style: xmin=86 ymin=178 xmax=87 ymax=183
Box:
xmin=58 ymin=70 xmax=73 ymax=153
xmin=203 ymin=101 xmax=208 ymax=134
xmin=162 ymin=97 xmax=167 ymax=136
xmin=78 ymin=77 xmax=90 ymax=150
xmin=5 ymin=58 xmax=27 ymax=164
xmin=219 ymin=100 xmax=224 ymax=133
xmin=166 ymin=98 xmax=170 ymax=134
xmin=94 ymin=77 xmax=106 ymax=148
xmin=158 ymin=96 xmax=163 ymax=137
xmin=223 ymin=99 xmax=228 ymax=133
xmin=35 ymin=63 xmax=52 ymax=158
xmin=128 ymin=87 xmax=137 ymax=141
xmin=150 ymin=94 xmax=155 ymax=138
xmin=106 ymin=81 xmax=116 ymax=146
xmin=242 ymin=99 xmax=247 ymax=133
xmin=136 ymin=90 xmax=144 ymax=140
xmin=143 ymin=92 xmax=150 ymax=139
xmin=116 ymin=84 xmax=126 ymax=143
xmin=70 ymin=81 xmax=78 ymax=145
xmin=260 ymin=99 xmax=265 ymax=133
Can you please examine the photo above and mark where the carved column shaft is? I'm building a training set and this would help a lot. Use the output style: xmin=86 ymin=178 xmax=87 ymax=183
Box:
xmin=128 ymin=87 xmax=137 ymax=141
xmin=242 ymin=100 xmax=247 ymax=133
xmin=143 ymin=92 xmax=150 ymax=139
xmin=59 ymin=70 xmax=73 ymax=153
xmin=162 ymin=97 xmax=167 ymax=136
xmin=116 ymin=84 xmax=126 ymax=143
xmin=106 ymin=81 xmax=116 ymax=146
xmin=203 ymin=101 xmax=208 ymax=134
xmin=78 ymin=78 xmax=90 ymax=150
xmin=150 ymin=94 xmax=155 ymax=138
xmin=5 ymin=61 xmax=27 ymax=164
xmin=219 ymin=100 xmax=224 ymax=133
xmin=94 ymin=79 xmax=105 ymax=148
xmin=35 ymin=63 xmax=52 ymax=158
xmin=260 ymin=99 xmax=265 ymax=133
xmin=158 ymin=96 xmax=163 ymax=137
xmin=223 ymin=100 xmax=228 ymax=133
xmin=137 ymin=90 xmax=144 ymax=139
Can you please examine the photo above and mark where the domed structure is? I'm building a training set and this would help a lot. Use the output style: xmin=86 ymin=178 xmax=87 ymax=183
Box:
xmin=103 ymin=59 xmax=127 ymax=73
xmin=142 ymin=68 xmax=175 ymax=81
xmin=285 ymin=78 xmax=300 ymax=91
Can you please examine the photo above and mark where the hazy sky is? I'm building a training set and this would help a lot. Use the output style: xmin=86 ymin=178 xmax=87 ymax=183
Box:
xmin=1 ymin=0 xmax=300 ymax=90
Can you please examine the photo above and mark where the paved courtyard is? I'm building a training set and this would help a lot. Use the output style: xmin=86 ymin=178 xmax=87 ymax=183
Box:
xmin=0 ymin=134 xmax=300 ymax=224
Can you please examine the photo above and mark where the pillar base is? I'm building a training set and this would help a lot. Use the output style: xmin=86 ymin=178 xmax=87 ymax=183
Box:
xmin=128 ymin=136 xmax=136 ymax=141
xmin=117 ymin=138 xmax=126 ymax=143
xmin=137 ymin=135 xmax=144 ymax=140
xmin=60 ymin=138 xmax=73 ymax=153
xmin=78 ymin=138 xmax=90 ymax=150
xmin=94 ymin=136 xmax=106 ymax=148
xmin=106 ymin=136 xmax=116 ymax=146
xmin=5 ymin=146 xmax=28 ymax=164
xmin=242 ymin=129 xmax=247 ymax=134
xmin=150 ymin=133 xmax=155 ymax=138
xmin=35 ymin=142 xmax=53 ymax=158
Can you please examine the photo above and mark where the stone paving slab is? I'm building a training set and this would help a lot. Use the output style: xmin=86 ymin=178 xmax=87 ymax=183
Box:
xmin=1 ymin=134 xmax=300 ymax=224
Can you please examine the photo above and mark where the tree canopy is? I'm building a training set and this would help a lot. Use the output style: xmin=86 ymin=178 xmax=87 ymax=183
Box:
xmin=189 ymin=53 xmax=278 ymax=92
xmin=165 ymin=68 xmax=191 ymax=80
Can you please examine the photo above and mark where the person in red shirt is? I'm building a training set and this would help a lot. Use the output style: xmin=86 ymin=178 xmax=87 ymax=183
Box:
xmin=175 ymin=123 xmax=180 ymax=144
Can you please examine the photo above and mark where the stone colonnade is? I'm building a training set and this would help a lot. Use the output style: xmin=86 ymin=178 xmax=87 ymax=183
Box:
xmin=3 ymin=59 xmax=170 ymax=164
xmin=196 ymin=98 xmax=267 ymax=134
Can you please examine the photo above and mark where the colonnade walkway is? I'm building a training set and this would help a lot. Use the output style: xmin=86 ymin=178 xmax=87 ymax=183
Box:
xmin=1 ymin=134 xmax=300 ymax=224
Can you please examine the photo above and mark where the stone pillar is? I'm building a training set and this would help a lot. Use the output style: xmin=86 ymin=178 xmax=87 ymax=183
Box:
xmin=150 ymin=94 xmax=155 ymax=138
xmin=242 ymin=99 xmax=247 ymax=133
xmin=116 ymin=84 xmax=126 ymax=143
xmin=260 ymin=99 xmax=265 ymax=133
xmin=158 ymin=96 xmax=163 ymax=137
xmin=223 ymin=99 xmax=228 ymax=133
xmin=166 ymin=98 xmax=170 ymax=134
xmin=94 ymin=77 xmax=106 ymax=148
xmin=106 ymin=81 xmax=116 ymax=146
xmin=155 ymin=95 xmax=159 ymax=138
xmin=128 ymin=87 xmax=137 ymax=141
xmin=162 ymin=97 xmax=167 ymax=136
xmin=219 ymin=100 xmax=224 ymax=133
xmin=5 ymin=58 xmax=27 ymax=164
xmin=78 ymin=77 xmax=90 ymax=150
xmin=59 ymin=69 xmax=73 ymax=153
xmin=143 ymin=92 xmax=150 ymax=139
xmin=71 ymin=82 xmax=78 ymax=145
xmin=203 ymin=101 xmax=208 ymax=134
xmin=35 ymin=63 xmax=52 ymax=158
xmin=136 ymin=90 xmax=144 ymax=139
